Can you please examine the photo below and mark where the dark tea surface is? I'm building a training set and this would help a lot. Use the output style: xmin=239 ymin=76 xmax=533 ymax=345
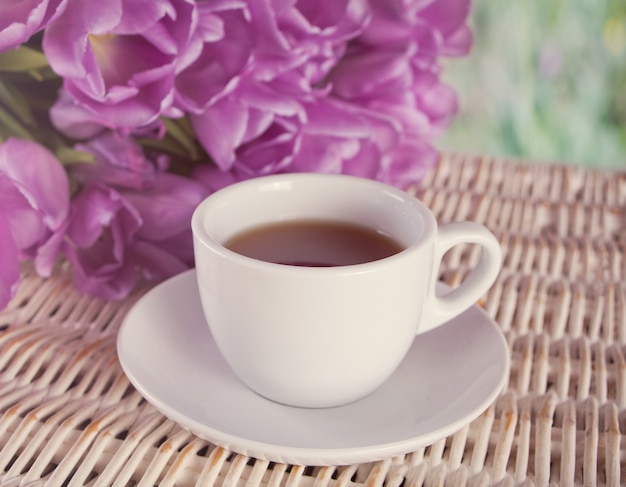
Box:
xmin=223 ymin=220 xmax=404 ymax=267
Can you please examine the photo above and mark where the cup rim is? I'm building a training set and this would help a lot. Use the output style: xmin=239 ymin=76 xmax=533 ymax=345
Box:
xmin=191 ymin=173 xmax=436 ymax=274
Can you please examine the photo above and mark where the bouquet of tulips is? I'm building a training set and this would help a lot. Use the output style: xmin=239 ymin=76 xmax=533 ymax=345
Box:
xmin=0 ymin=0 xmax=472 ymax=310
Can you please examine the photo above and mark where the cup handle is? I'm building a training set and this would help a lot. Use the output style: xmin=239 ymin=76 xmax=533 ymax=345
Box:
xmin=418 ymin=222 xmax=502 ymax=334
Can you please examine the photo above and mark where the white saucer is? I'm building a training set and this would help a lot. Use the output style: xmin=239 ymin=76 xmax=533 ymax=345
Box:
xmin=117 ymin=270 xmax=509 ymax=466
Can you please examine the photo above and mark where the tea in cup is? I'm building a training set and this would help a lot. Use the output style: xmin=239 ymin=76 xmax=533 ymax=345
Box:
xmin=191 ymin=174 xmax=501 ymax=408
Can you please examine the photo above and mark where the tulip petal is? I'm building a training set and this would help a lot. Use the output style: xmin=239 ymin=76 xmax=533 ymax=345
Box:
xmin=122 ymin=172 xmax=208 ymax=240
xmin=191 ymin=98 xmax=248 ymax=169
xmin=0 ymin=138 xmax=70 ymax=229
xmin=0 ymin=192 xmax=20 ymax=310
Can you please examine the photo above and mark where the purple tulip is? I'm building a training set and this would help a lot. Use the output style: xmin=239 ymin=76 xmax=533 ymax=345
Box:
xmin=191 ymin=83 xmax=427 ymax=187
xmin=191 ymin=163 xmax=239 ymax=194
xmin=418 ymin=0 xmax=473 ymax=57
xmin=329 ymin=45 xmax=459 ymax=140
xmin=190 ymin=76 xmax=306 ymax=173
xmin=64 ymin=172 xmax=208 ymax=300
xmin=244 ymin=0 xmax=370 ymax=84
xmin=63 ymin=183 xmax=142 ymax=300
xmin=72 ymin=131 xmax=165 ymax=190
xmin=122 ymin=172 xmax=209 ymax=280
xmin=187 ymin=0 xmax=470 ymax=190
xmin=0 ymin=0 xmax=473 ymax=309
xmin=174 ymin=1 xmax=253 ymax=113
xmin=49 ymin=89 xmax=114 ymax=139
xmin=0 ymin=0 xmax=67 ymax=52
xmin=320 ymin=0 xmax=472 ymax=175
xmin=174 ymin=0 xmax=370 ymax=114
xmin=289 ymin=96 xmax=437 ymax=185
xmin=359 ymin=0 xmax=472 ymax=58
xmin=375 ymin=138 xmax=439 ymax=186
xmin=0 ymin=138 xmax=71 ymax=308
xmin=0 ymin=187 xmax=20 ymax=309
xmin=43 ymin=0 xmax=201 ymax=130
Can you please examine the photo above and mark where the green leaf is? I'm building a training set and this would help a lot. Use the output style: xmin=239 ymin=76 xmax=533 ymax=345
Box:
xmin=0 ymin=46 xmax=49 ymax=73
xmin=0 ymin=79 xmax=36 ymax=126
xmin=0 ymin=105 xmax=34 ymax=141
xmin=139 ymin=136 xmax=195 ymax=159
xmin=55 ymin=146 xmax=97 ymax=166
xmin=162 ymin=117 xmax=200 ymax=159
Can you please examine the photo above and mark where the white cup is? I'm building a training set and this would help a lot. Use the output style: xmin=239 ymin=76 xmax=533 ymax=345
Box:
xmin=191 ymin=174 xmax=502 ymax=408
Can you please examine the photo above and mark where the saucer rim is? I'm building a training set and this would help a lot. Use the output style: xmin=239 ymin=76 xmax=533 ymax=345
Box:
xmin=117 ymin=269 xmax=509 ymax=465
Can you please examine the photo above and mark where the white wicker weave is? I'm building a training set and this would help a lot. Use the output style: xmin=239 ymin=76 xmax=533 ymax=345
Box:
xmin=0 ymin=153 xmax=624 ymax=486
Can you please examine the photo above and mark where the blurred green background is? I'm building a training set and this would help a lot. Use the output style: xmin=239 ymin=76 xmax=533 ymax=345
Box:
xmin=438 ymin=0 xmax=626 ymax=169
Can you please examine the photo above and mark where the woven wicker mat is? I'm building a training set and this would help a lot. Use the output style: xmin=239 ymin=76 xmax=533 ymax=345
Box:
xmin=1 ymin=153 xmax=624 ymax=486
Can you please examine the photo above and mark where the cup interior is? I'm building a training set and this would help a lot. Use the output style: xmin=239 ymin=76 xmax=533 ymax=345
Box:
xmin=192 ymin=174 xmax=434 ymax=255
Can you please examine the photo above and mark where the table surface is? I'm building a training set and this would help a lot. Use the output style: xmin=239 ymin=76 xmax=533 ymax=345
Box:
xmin=0 ymin=153 xmax=624 ymax=486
